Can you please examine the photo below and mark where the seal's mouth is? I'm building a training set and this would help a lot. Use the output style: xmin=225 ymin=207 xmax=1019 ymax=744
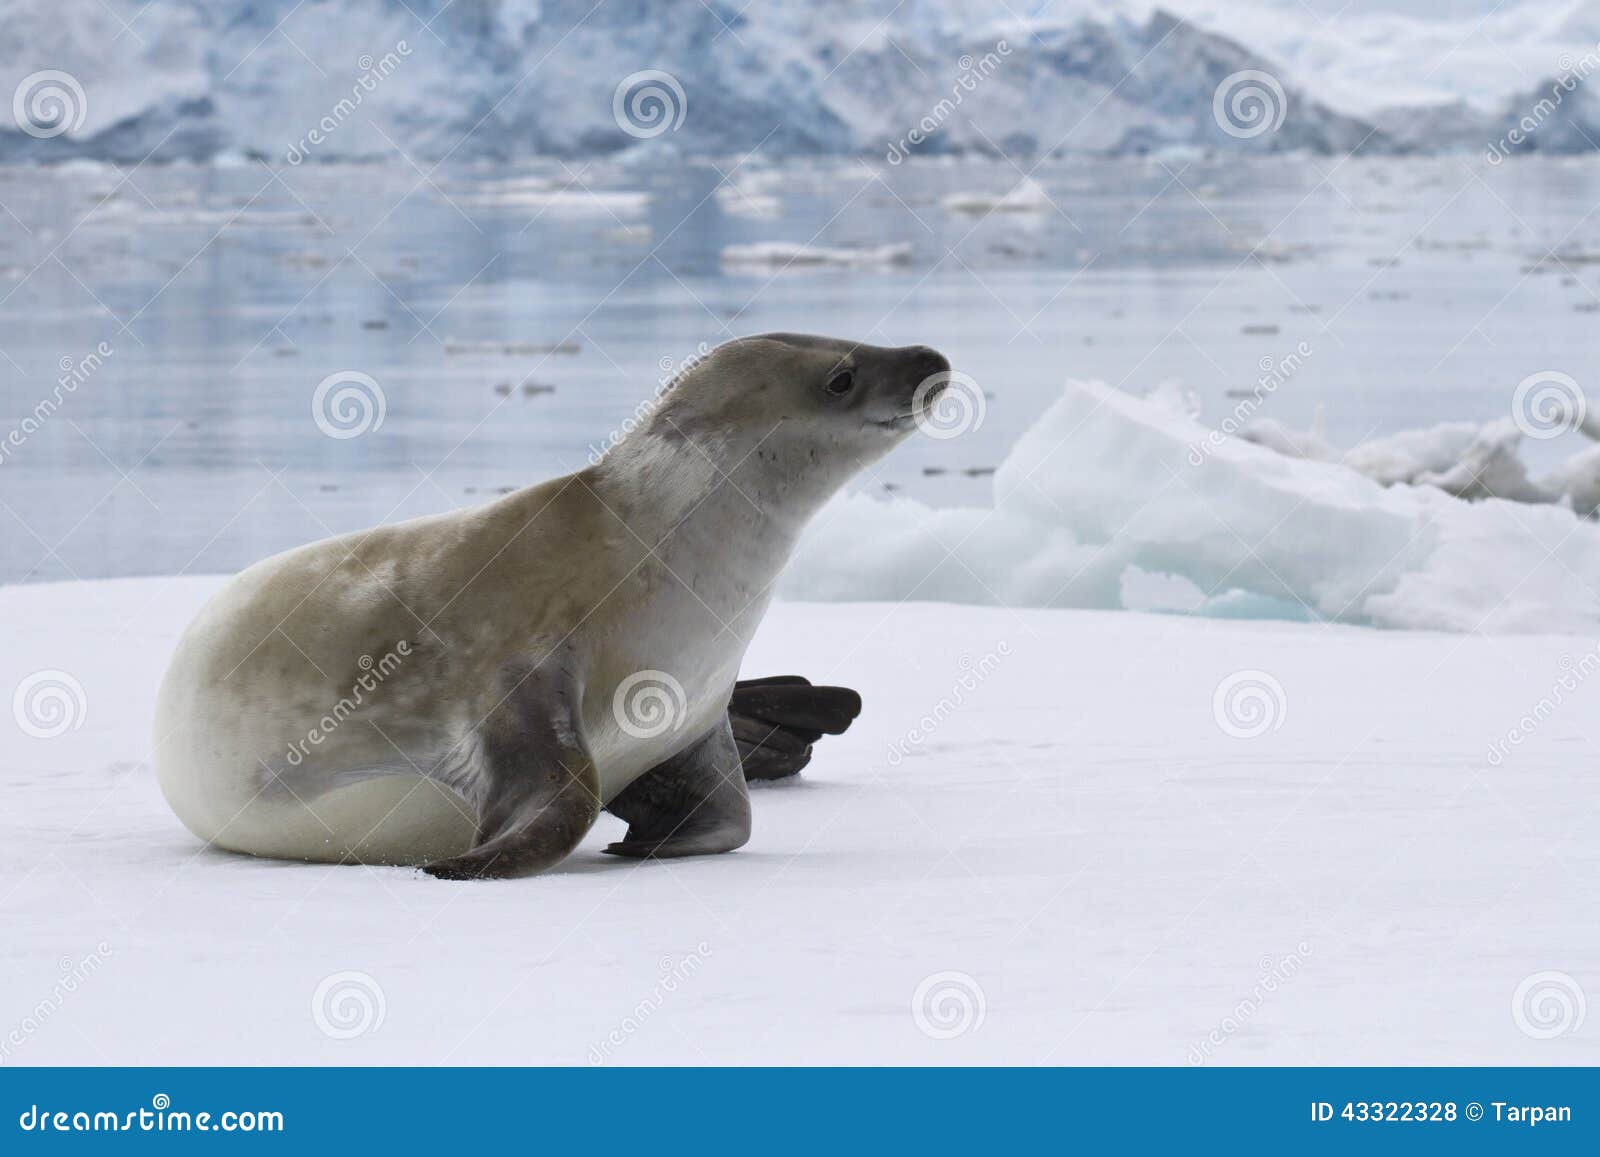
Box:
xmin=870 ymin=412 xmax=921 ymax=432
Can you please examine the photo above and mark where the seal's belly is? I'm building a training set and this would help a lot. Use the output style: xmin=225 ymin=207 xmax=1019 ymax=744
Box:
xmin=589 ymin=695 xmax=730 ymax=801
xmin=585 ymin=644 xmax=744 ymax=801
xmin=206 ymin=773 xmax=478 ymax=865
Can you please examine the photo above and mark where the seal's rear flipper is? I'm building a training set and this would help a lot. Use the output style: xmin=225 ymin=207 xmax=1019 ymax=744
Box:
xmin=728 ymin=676 xmax=862 ymax=781
xmin=603 ymin=718 xmax=750 ymax=858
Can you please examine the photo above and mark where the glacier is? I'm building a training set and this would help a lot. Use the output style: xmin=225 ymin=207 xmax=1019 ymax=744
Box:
xmin=5 ymin=0 xmax=1599 ymax=163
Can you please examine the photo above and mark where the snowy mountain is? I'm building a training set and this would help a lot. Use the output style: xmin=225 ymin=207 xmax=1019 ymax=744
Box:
xmin=0 ymin=0 xmax=1595 ymax=162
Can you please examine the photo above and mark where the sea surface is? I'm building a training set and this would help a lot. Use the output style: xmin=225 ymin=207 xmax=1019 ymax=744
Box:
xmin=2 ymin=153 xmax=1598 ymax=584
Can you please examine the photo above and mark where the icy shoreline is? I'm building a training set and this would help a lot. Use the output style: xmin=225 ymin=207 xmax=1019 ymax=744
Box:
xmin=2 ymin=576 xmax=1595 ymax=1064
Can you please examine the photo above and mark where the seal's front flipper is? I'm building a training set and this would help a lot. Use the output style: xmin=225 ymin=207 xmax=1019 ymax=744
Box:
xmin=603 ymin=718 xmax=750 ymax=859
xmin=422 ymin=657 xmax=600 ymax=880
xmin=728 ymin=677 xmax=863 ymax=781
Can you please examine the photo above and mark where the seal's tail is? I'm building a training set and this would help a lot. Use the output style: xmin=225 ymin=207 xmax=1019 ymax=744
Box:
xmin=729 ymin=676 xmax=862 ymax=781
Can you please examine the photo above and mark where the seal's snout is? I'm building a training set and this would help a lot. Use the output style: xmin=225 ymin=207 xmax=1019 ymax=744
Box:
xmin=901 ymin=345 xmax=951 ymax=420
xmin=903 ymin=345 xmax=951 ymax=387
xmin=902 ymin=344 xmax=947 ymax=408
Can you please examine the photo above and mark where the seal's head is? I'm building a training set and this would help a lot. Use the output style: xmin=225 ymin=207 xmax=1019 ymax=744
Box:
xmin=648 ymin=332 xmax=950 ymax=478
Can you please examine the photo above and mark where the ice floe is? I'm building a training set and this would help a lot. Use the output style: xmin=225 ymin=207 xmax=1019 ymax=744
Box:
xmin=784 ymin=380 xmax=1600 ymax=633
xmin=719 ymin=241 xmax=913 ymax=268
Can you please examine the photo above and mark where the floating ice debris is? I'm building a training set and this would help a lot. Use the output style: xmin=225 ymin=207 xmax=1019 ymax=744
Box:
xmin=456 ymin=175 xmax=558 ymax=195
xmin=941 ymin=178 xmax=1052 ymax=215
xmin=444 ymin=338 xmax=581 ymax=356
xmin=88 ymin=204 xmax=320 ymax=228
xmin=719 ymin=241 xmax=913 ymax=269
xmin=450 ymin=181 xmax=650 ymax=215
xmin=599 ymin=224 xmax=651 ymax=244
xmin=1249 ymin=241 xmax=1315 ymax=263
xmin=50 ymin=158 xmax=119 ymax=180
xmin=715 ymin=184 xmax=781 ymax=218
xmin=988 ymin=241 xmax=1042 ymax=259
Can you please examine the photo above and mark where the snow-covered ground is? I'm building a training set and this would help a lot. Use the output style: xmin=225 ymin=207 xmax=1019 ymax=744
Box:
xmin=3 ymin=576 xmax=1596 ymax=1064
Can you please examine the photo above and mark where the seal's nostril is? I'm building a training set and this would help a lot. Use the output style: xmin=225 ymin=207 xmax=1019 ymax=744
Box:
xmin=905 ymin=345 xmax=951 ymax=382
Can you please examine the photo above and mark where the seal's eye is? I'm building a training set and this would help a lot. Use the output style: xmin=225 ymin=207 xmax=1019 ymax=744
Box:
xmin=824 ymin=369 xmax=855 ymax=397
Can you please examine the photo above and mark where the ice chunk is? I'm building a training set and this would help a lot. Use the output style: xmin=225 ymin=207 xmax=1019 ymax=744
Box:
xmin=783 ymin=380 xmax=1600 ymax=632
xmin=942 ymin=178 xmax=1053 ymax=215
xmin=1239 ymin=414 xmax=1336 ymax=462
xmin=719 ymin=241 xmax=913 ymax=268
xmin=1340 ymin=421 xmax=1482 ymax=485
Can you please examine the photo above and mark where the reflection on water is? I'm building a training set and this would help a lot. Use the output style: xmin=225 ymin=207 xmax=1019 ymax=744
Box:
xmin=1 ymin=154 xmax=1598 ymax=583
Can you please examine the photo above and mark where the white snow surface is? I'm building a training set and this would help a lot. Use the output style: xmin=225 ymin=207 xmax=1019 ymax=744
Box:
xmin=3 ymin=576 xmax=1598 ymax=1064
xmin=1166 ymin=0 xmax=1600 ymax=116
xmin=785 ymin=381 xmax=1600 ymax=633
